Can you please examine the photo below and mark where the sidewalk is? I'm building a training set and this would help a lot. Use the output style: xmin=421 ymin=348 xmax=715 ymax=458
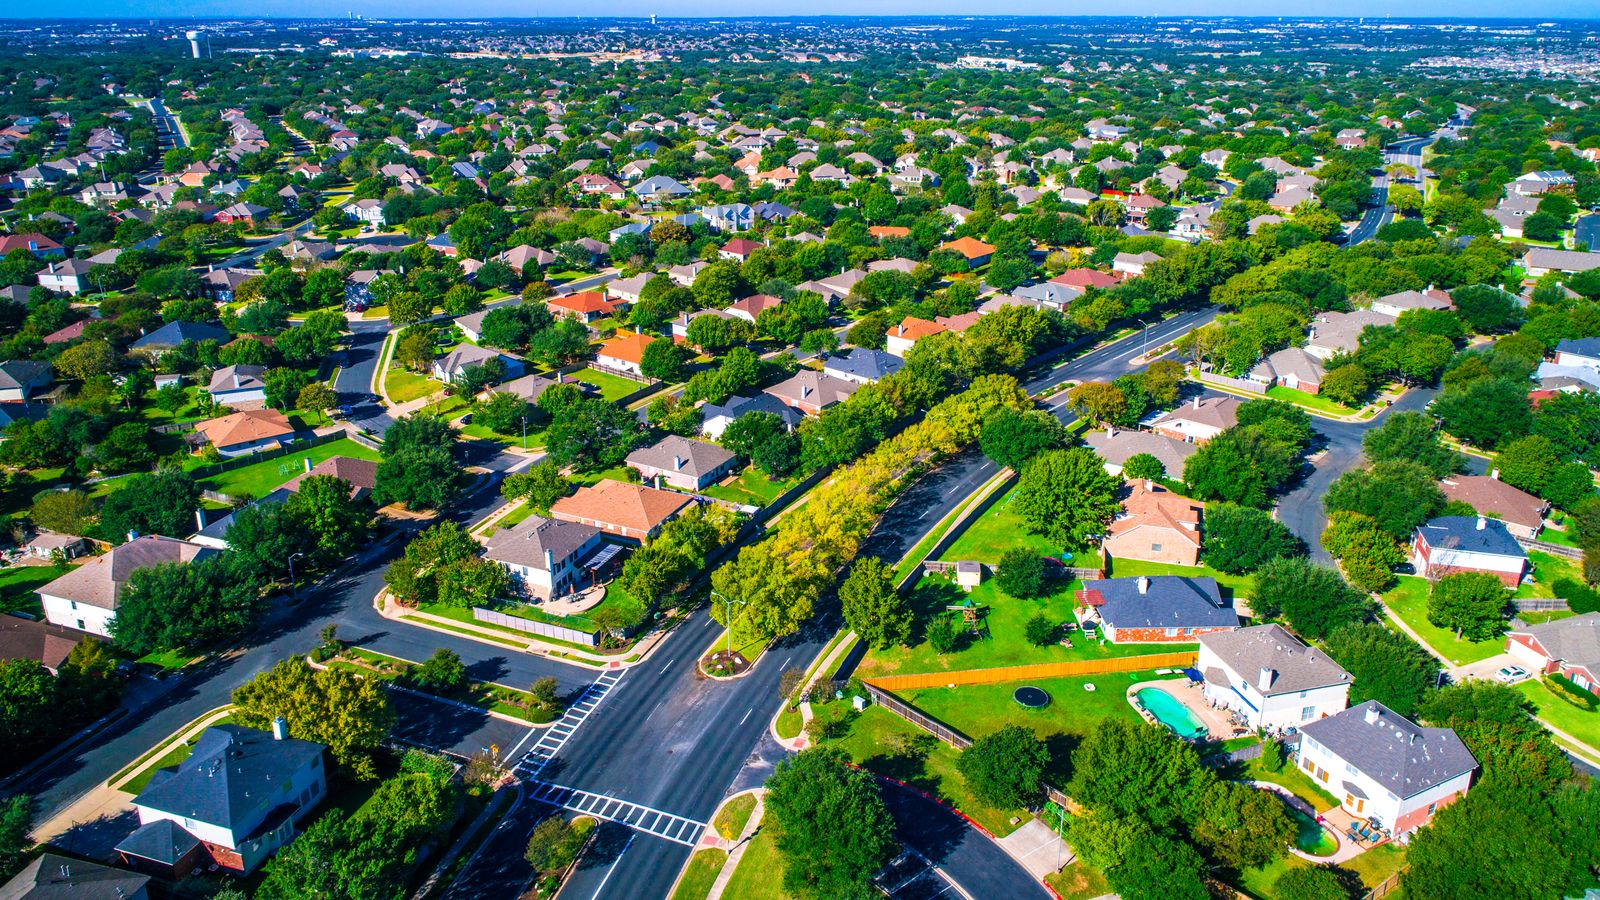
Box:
xmin=704 ymin=793 xmax=765 ymax=900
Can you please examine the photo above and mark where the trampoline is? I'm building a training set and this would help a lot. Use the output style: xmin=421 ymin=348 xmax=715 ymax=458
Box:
xmin=1013 ymin=686 xmax=1051 ymax=709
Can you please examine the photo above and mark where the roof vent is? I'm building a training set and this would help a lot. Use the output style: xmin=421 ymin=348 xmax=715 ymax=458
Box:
xmin=1364 ymin=705 xmax=1380 ymax=725
xmin=1476 ymin=516 xmax=1487 ymax=531
xmin=1136 ymin=576 xmax=1150 ymax=595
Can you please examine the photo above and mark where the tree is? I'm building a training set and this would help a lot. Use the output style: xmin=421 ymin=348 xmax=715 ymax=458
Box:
xmin=1068 ymin=381 xmax=1128 ymax=427
xmin=957 ymin=724 xmax=1050 ymax=808
xmin=543 ymin=397 xmax=646 ymax=471
xmin=995 ymin=548 xmax=1047 ymax=599
xmin=1251 ymin=557 xmax=1370 ymax=640
xmin=500 ymin=461 xmax=570 ymax=515
xmin=1323 ymin=623 xmax=1437 ymax=716
xmin=763 ymin=748 xmax=897 ymax=900
xmin=284 ymin=474 xmax=370 ymax=565
xmin=1324 ymin=460 xmax=1444 ymax=541
xmin=1068 ymin=718 xmax=1210 ymax=826
xmin=386 ymin=290 xmax=432 ymax=325
xmin=1011 ymin=448 xmax=1122 ymax=549
xmin=1419 ymin=681 xmax=1571 ymax=790
xmin=1428 ymin=572 xmax=1511 ymax=641
xmin=1321 ymin=511 xmax=1406 ymax=592
xmin=375 ymin=414 xmax=462 ymax=510
xmin=524 ymin=816 xmax=585 ymax=879
xmin=1025 ymin=613 xmax=1057 ymax=646
xmin=1432 ymin=377 xmax=1533 ymax=451
xmin=1121 ymin=453 xmax=1167 ymax=482
xmin=408 ymin=649 xmax=468 ymax=695
xmin=232 ymin=658 xmax=395 ymax=780
xmin=394 ymin=326 xmax=437 ymax=372
xmin=1273 ymin=866 xmax=1351 ymax=900
xmin=1492 ymin=435 xmax=1560 ymax=498
xmin=110 ymin=557 xmax=263 ymax=656
xmin=28 ymin=488 xmax=94 ymax=536
xmin=99 ymin=469 xmax=200 ymax=541
xmin=979 ymin=407 xmax=1069 ymax=471
xmin=0 ymin=795 xmax=31 ymax=882
xmin=474 ymin=390 xmax=531 ymax=436
xmin=721 ymin=411 xmax=800 ymax=476
xmin=297 ymin=381 xmax=338 ymax=418
xmin=838 ymin=557 xmax=912 ymax=650
xmin=1362 ymin=411 xmax=1463 ymax=478
xmin=1451 ymin=285 xmax=1523 ymax=334
xmin=1183 ymin=427 xmax=1293 ymax=508
xmin=53 ymin=340 xmax=120 ymax=380
xmin=640 ymin=337 xmax=693 ymax=382
xmin=0 ymin=660 xmax=54 ymax=752
xmin=1192 ymin=779 xmax=1294 ymax=871
xmin=1200 ymin=504 xmax=1306 ymax=574
xmin=1105 ymin=830 xmax=1211 ymax=900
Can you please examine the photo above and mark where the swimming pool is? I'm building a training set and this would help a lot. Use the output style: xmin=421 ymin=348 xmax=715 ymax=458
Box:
xmin=1286 ymin=804 xmax=1339 ymax=857
xmin=1133 ymin=687 xmax=1208 ymax=739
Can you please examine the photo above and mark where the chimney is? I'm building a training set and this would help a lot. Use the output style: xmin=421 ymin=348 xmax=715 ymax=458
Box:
xmin=1489 ymin=469 xmax=1499 ymax=481
xmin=1476 ymin=516 xmax=1487 ymax=531
xmin=127 ymin=531 xmax=139 ymax=543
xmin=544 ymin=547 xmax=554 ymax=571
xmin=304 ymin=457 xmax=314 ymax=473
xmin=1192 ymin=396 xmax=1201 ymax=409
xmin=1106 ymin=425 xmax=1116 ymax=437
xmin=1258 ymin=667 xmax=1274 ymax=692
xmin=195 ymin=508 xmax=207 ymax=531
xmin=1364 ymin=705 xmax=1380 ymax=725
xmin=272 ymin=716 xmax=289 ymax=741
xmin=1137 ymin=576 xmax=1150 ymax=595
xmin=673 ymin=455 xmax=685 ymax=470
xmin=1145 ymin=479 xmax=1154 ymax=492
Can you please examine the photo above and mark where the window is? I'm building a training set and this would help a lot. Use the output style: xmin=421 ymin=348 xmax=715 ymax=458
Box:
xmin=1298 ymin=690 xmax=1307 ymax=698
xmin=1345 ymin=761 xmax=1358 ymax=775
xmin=69 ymin=600 xmax=77 ymax=610
xmin=1427 ymin=801 xmax=1437 ymax=814
xmin=1164 ymin=627 xmax=1180 ymax=637
xmin=1150 ymin=543 xmax=1163 ymax=551
xmin=1301 ymin=706 xmax=1315 ymax=720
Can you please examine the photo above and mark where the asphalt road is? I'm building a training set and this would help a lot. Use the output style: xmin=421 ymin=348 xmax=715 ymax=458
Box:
xmin=1575 ymin=214 xmax=1600 ymax=253
xmin=334 ymin=320 xmax=397 ymax=434
xmin=1348 ymin=135 xmax=1433 ymax=246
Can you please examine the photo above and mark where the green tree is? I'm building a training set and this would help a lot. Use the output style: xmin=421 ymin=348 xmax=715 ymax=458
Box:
xmin=500 ymin=461 xmax=570 ymax=515
xmin=1361 ymin=411 xmax=1464 ymax=477
xmin=1011 ymin=448 xmax=1122 ymax=549
xmin=1324 ymin=460 xmax=1444 ymax=542
xmin=284 ymin=475 xmax=370 ymax=565
xmin=99 ymin=469 xmax=201 ymax=542
xmin=0 ymin=795 xmax=31 ymax=882
xmin=764 ymin=748 xmax=897 ymax=900
xmin=474 ymin=390 xmax=531 ymax=436
xmin=1432 ymin=377 xmax=1533 ymax=451
xmin=957 ymin=724 xmax=1050 ymax=808
xmin=1321 ymin=510 xmax=1407 ymax=592
xmin=1067 ymin=718 xmax=1210 ymax=826
xmin=232 ymin=658 xmax=395 ymax=780
xmin=979 ymin=407 xmax=1070 ymax=471
xmin=374 ymin=414 xmax=463 ymax=510
xmin=1183 ymin=427 xmax=1293 ymax=508
xmin=1323 ymin=623 xmax=1437 ymax=716
xmin=27 ymin=488 xmax=94 ymax=536
xmin=297 ymin=381 xmax=339 ymax=418
xmin=1492 ymin=435 xmax=1560 ymax=497
xmin=1419 ymin=681 xmax=1571 ymax=790
xmin=109 ymin=557 xmax=263 ymax=655
xmin=640 ymin=337 xmax=693 ymax=382
xmin=1121 ymin=453 xmax=1167 ymax=482
xmin=838 ymin=556 xmax=912 ymax=650
xmin=721 ymin=411 xmax=800 ymax=476
xmin=1273 ymin=866 xmax=1350 ymax=900
xmin=408 ymin=648 xmax=468 ymax=695
xmin=1200 ymin=504 xmax=1306 ymax=574
xmin=1192 ymin=779 xmax=1294 ymax=871
xmin=995 ymin=548 xmax=1047 ymax=599
xmin=523 ymin=816 xmax=585 ymax=879
xmin=1251 ymin=557 xmax=1370 ymax=640
xmin=0 ymin=661 xmax=54 ymax=752
xmin=1427 ymin=572 xmax=1511 ymax=642
xmin=543 ymin=397 xmax=646 ymax=471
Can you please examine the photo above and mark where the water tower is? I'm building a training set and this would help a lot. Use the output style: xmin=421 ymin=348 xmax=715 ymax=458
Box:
xmin=185 ymin=30 xmax=202 ymax=58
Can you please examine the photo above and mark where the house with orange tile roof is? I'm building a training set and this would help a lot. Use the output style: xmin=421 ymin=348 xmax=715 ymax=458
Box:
xmin=194 ymin=409 xmax=296 ymax=457
xmin=1051 ymin=268 xmax=1123 ymax=291
xmin=869 ymin=226 xmax=912 ymax=240
xmin=719 ymin=238 xmax=763 ymax=262
xmin=595 ymin=332 xmax=657 ymax=377
xmin=1102 ymin=481 xmax=1204 ymax=566
xmin=939 ymin=236 xmax=996 ymax=267
xmin=885 ymin=315 xmax=947 ymax=357
xmin=550 ymin=479 xmax=694 ymax=541
xmin=547 ymin=290 xmax=626 ymax=323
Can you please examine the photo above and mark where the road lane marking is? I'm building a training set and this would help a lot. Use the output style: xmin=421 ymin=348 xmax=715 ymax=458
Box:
xmin=588 ymin=834 xmax=634 ymax=899
xmin=660 ymin=658 xmax=676 ymax=675
xmin=739 ymin=707 xmax=754 ymax=725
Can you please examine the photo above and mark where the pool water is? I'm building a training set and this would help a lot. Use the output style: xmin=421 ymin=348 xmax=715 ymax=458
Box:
xmin=1287 ymin=805 xmax=1339 ymax=856
xmin=1133 ymin=687 xmax=1207 ymax=739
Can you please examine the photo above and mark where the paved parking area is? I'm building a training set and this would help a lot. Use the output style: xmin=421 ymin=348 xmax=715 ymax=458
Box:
xmin=390 ymin=690 xmax=534 ymax=760
xmin=996 ymin=818 xmax=1072 ymax=880
xmin=876 ymin=852 xmax=962 ymax=899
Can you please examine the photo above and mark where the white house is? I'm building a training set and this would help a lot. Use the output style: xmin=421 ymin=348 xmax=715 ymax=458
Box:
xmin=1411 ymin=515 xmax=1529 ymax=588
xmin=1149 ymin=396 xmax=1240 ymax=445
xmin=1554 ymin=337 xmax=1600 ymax=370
xmin=1198 ymin=624 xmax=1352 ymax=733
xmin=1296 ymin=701 xmax=1476 ymax=839
xmin=38 ymin=535 xmax=214 ymax=638
xmin=482 ymin=515 xmax=605 ymax=601
xmin=117 ymin=722 xmax=326 ymax=875
xmin=207 ymin=364 xmax=267 ymax=407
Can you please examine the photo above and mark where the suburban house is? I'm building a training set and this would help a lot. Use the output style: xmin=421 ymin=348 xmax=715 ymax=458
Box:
xmin=346 ymin=198 xmax=386 ymax=227
xmin=1437 ymin=474 xmax=1547 ymax=540
xmin=1112 ymin=251 xmax=1161 ymax=276
xmin=192 ymin=489 xmax=290 ymax=551
xmin=1411 ymin=516 xmax=1530 ymax=587
xmin=454 ymin=309 xmax=492 ymax=344
xmin=1248 ymin=347 xmax=1326 ymax=394
xmin=431 ymin=344 xmax=525 ymax=384
xmin=1102 ymin=481 xmax=1204 ymax=567
xmin=700 ymin=392 xmax=803 ymax=440
xmin=0 ymin=360 xmax=52 ymax=402
xmin=130 ymin=321 xmax=231 ymax=358
xmin=719 ymin=238 xmax=762 ymax=262
xmin=763 ymin=370 xmax=859 ymax=416
xmin=117 ymin=722 xmax=327 ymax=876
xmin=547 ymin=291 xmax=625 ymax=323
xmin=207 ymin=364 xmax=267 ymax=407
xmin=823 ymin=348 xmax=905 ymax=385
xmin=1522 ymin=248 xmax=1600 ymax=278
xmin=1554 ymin=337 xmax=1600 ymax=369
xmin=36 ymin=258 xmax=95 ymax=295
xmin=0 ymin=615 xmax=86 ymax=674
xmin=606 ymin=273 xmax=654 ymax=304
xmin=595 ymin=333 xmax=656 ymax=377
xmin=1370 ymin=288 xmax=1452 ymax=318
xmin=1197 ymin=624 xmax=1353 ymax=732
xmin=0 ymin=854 xmax=150 ymax=900
xmin=195 ymin=409 xmax=296 ymax=457
xmin=885 ymin=316 xmax=947 ymax=357
xmin=492 ymin=373 xmax=562 ymax=406
xmin=483 ymin=515 xmax=605 ymax=600
xmin=37 ymin=535 xmax=215 ymax=637
xmin=281 ymin=456 xmax=379 ymax=500
xmin=1075 ymin=575 xmax=1239 ymax=643
xmin=1304 ymin=310 xmax=1395 ymax=360
xmin=1505 ymin=612 xmax=1600 ymax=695
xmin=551 ymin=479 xmax=693 ymax=541
xmin=625 ymin=434 xmax=738 ymax=492
xmin=1083 ymin=426 xmax=1198 ymax=479
xmin=1149 ymin=395 xmax=1240 ymax=444
xmin=939 ymin=236 xmax=995 ymax=267
xmin=726 ymin=293 xmax=783 ymax=325
xmin=1296 ymin=701 xmax=1477 ymax=838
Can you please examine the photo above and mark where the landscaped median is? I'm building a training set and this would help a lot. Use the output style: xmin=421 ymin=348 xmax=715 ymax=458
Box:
xmin=667 ymin=790 xmax=763 ymax=900
xmin=312 ymin=646 xmax=561 ymax=726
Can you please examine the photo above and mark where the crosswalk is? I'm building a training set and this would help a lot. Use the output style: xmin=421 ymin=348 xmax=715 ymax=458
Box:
xmin=523 ymin=780 xmax=709 ymax=847
xmin=512 ymin=669 xmax=623 ymax=779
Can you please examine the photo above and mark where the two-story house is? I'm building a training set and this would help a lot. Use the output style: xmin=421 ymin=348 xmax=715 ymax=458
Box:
xmin=38 ymin=535 xmax=214 ymax=637
xmin=1411 ymin=516 xmax=1529 ymax=588
xmin=483 ymin=515 xmax=605 ymax=601
xmin=1198 ymin=624 xmax=1352 ymax=732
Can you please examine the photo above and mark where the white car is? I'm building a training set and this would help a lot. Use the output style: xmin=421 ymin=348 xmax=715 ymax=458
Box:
xmin=1495 ymin=665 xmax=1530 ymax=684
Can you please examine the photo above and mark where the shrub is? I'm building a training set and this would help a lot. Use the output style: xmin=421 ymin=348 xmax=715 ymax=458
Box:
xmin=995 ymin=549 xmax=1047 ymax=599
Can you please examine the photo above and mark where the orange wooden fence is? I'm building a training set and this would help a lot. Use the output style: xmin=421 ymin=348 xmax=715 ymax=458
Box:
xmin=864 ymin=650 xmax=1198 ymax=691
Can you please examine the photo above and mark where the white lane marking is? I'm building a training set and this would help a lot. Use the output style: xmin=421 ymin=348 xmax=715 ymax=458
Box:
xmin=504 ymin=725 xmax=541 ymax=760
xmin=588 ymin=834 xmax=634 ymax=899
xmin=739 ymin=707 xmax=754 ymax=725
xmin=527 ymin=781 xmax=708 ymax=847
xmin=660 ymin=658 xmax=676 ymax=675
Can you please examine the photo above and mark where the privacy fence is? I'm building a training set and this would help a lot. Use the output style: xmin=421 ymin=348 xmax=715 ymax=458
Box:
xmin=864 ymin=650 xmax=1198 ymax=692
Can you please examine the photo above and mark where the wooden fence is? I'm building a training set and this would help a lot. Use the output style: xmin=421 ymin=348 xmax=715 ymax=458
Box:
xmin=472 ymin=607 xmax=598 ymax=647
xmin=186 ymin=430 xmax=345 ymax=482
xmin=1519 ymin=537 xmax=1583 ymax=560
xmin=1197 ymin=370 xmax=1268 ymax=394
xmin=864 ymin=650 xmax=1198 ymax=692
xmin=1515 ymin=597 xmax=1570 ymax=613
xmin=1363 ymin=868 xmax=1406 ymax=900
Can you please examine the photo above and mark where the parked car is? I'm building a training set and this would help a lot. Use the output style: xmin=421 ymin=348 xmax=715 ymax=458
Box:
xmin=1495 ymin=664 xmax=1530 ymax=684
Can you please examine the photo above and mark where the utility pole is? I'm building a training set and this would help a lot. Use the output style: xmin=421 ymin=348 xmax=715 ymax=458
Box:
xmin=711 ymin=590 xmax=747 ymax=655
xmin=287 ymin=551 xmax=305 ymax=601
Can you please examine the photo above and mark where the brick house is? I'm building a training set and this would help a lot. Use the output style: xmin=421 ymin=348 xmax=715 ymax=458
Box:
xmin=1505 ymin=612 xmax=1600 ymax=695
xmin=625 ymin=434 xmax=738 ymax=492
xmin=1102 ymin=481 xmax=1203 ymax=567
xmin=1437 ymin=475 xmax=1548 ymax=541
xmin=1411 ymin=516 xmax=1529 ymax=588
xmin=550 ymin=479 xmax=693 ymax=542
xmin=1149 ymin=396 xmax=1240 ymax=445
xmin=1075 ymin=575 xmax=1238 ymax=643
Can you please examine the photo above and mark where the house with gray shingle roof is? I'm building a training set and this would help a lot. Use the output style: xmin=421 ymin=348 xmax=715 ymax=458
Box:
xmin=1506 ymin=612 xmax=1600 ymax=696
xmin=1075 ymin=575 xmax=1238 ymax=643
xmin=0 ymin=360 xmax=52 ymax=402
xmin=1297 ymin=701 xmax=1476 ymax=837
xmin=1198 ymin=624 xmax=1352 ymax=732
xmin=38 ymin=535 xmax=214 ymax=638
xmin=483 ymin=514 xmax=605 ymax=600
xmin=1411 ymin=515 xmax=1529 ymax=587
xmin=1083 ymin=426 xmax=1198 ymax=479
xmin=3 ymin=853 xmax=150 ymax=900
xmin=626 ymin=434 xmax=738 ymax=492
xmin=823 ymin=348 xmax=905 ymax=385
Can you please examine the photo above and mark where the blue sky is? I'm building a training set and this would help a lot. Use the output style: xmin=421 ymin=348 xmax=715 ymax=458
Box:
xmin=18 ymin=3 xmax=1600 ymax=19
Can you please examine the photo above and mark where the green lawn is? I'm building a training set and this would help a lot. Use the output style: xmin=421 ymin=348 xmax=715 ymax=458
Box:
xmin=138 ymin=385 xmax=208 ymax=424
xmin=1265 ymin=385 xmax=1356 ymax=416
xmin=898 ymin=671 xmax=1149 ymax=749
xmin=386 ymin=365 xmax=438 ymax=403
xmin=856 ymin=575 xmax=1191 ymax=679
xmin=1046 ymin=861 xmax=1112 ymax=900
xmin=1516 ymin=678 xmax=1600 ymax=752
xmin=1535 ymin=526 xmax=1581 ymax=549
xmin=500 ymin=579 xmax=647 ymax=636
xmin=1235 ymin=753 xmax=1340 ymax=812
xmin=938 ymin=486 xmax=1065 ymax=565
xmin=135 ymin=647 xmax=200 ymax=671
xmin=719 ymin=818 xmax=792 ymax=900
xmin=571 ymin=366 xmax=647 ymax=402
xmin=460 ymin=421 xmax=547 ymax=449
xmin=1517 ymin=550 xmax=1583 ymax=600
xmin=1381 ymin=576 xmax=1505 ymax=666
xmin=671 ymin=848 xmax=729 ymax=900
xmin=0 ymin=564 xmax=69 ymax=615
xmin=714 ymin=794 xmax=758 ymax=840
xmin=1102 ymin=556 xmax=1254 ymax=600
xmin=702 ymin=467 xmax=799 ymax=508
xmin=1237 ymin=842 xmax=1406 ymax=900
xmin=197 ymin=437 xmax=382 ymax=500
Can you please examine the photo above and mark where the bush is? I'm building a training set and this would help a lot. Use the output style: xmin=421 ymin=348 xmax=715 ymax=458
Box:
xmin=1024 ymin=614 xmax=1057 ymax=647
xmin=995 ymin=549 xmax=1047 ymax=599
xmin=926 ymin=614 xmax=963 ymax=653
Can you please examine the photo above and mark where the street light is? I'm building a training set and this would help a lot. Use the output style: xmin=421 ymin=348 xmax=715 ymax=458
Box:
xmin=287 ymin=551 xmax=306 ymax=602
xmin=521 ymin=413 xmax=527 ymax=451
xmin=710 ymin=590 xmax=748 ymax=656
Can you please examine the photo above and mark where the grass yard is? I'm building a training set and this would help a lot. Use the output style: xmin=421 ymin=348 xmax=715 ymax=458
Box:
xmin=856 ymin=574 xmax=1190 ymax=679
xmin=121 ymin=714 xmax=237 ymax=795
xmin=671 ymin=848 xmax=729 ymax=900
xmin=898 ymin=671 xmax=1149 ymax=751
xmin=1046 ymin=861 xmax=1112 ymax=900
xmin=702 ymin=467 xmax=798 ymax=508
xmin=196 ymin=437 xmax=382 ymax=500
xmin=719 ymin=819 xmax=792 ymax=900
xmin=1381 ymin=576 xmax=1504 ymax=666
xmin=1234 ymin=754 xmax=1340 ymax=812
xmin=460 ymin=420 xmax=547 ymax=448
xmin=138 ymin=385 xmax=208 ymax=424
xmin=1237 ymin=842 xmax=1406 ymax=900
xmin=1516 ymin=677 xmax=1600 ymax=752
xmin=714 ymin=793 xmax=758 ymax=840
xmin=937 ymin=486 xmax=1065 ymax=565
xmin=1265 ymin=385 xmax=1357 ymax=416
xmin=501 ymin=579 xmax=647 ymax=636
xmin=385 ymin=364 xmax=438 ymax=403
xmin=0 ymin=564 xmax=68 ymax=615
xmin=135 ymin=648 xmax=200 ymax=671
xmin=570 ymin=366 xmax=647 ymax=402
xmin=1102 ymin=556 xmax=1254 ymax=600
xmin=1517 ymin=550 xmax=1583 ymax=600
